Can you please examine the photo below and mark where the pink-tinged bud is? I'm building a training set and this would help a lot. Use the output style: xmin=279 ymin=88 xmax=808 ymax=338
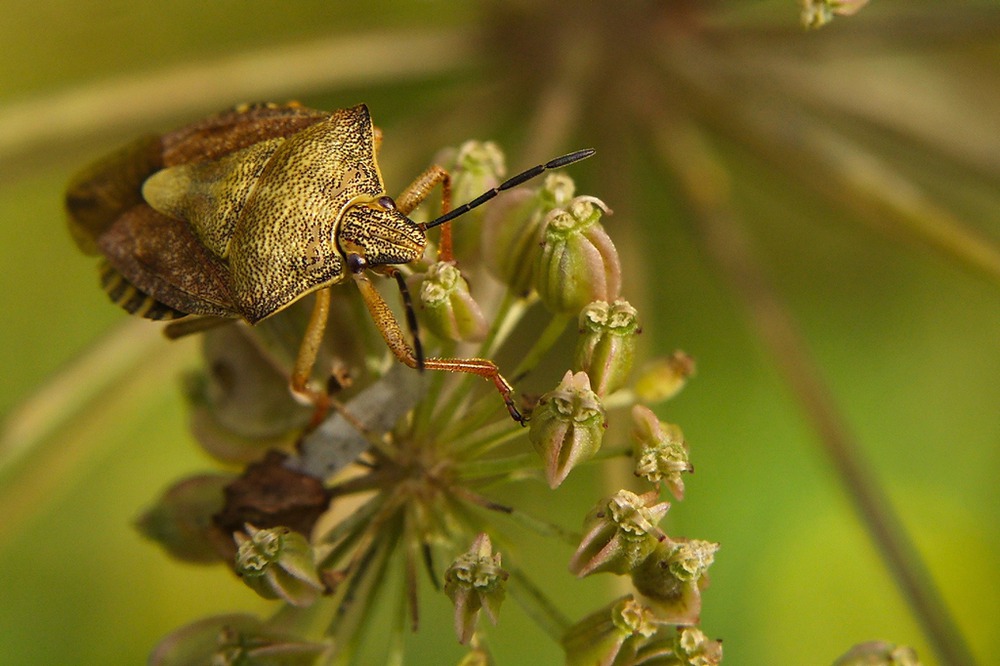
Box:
xmin=630 ymin=538 xmax=719 ymax=625
xmin=833 ymin=641 xmax=921 ymax=666
xmin=234 ymin=524 xmax=324 ymax=607
xmin=569 ymin=490 xmax=670 ymax=577
xmin=135 ymin=473 xmax=232 ymax=564
xmin=444 ymin=533 xmax=509 ymax=645
xmin=631 ymin=405 xmax=693 ymax=500
xmin=482 ymin=173 xmax=577 ymax=296
xmin=633 ymin=351 xmax=696 ymax=403
xmin=149 ymin=614 xmax=328 ymax=666
xmin=535 ymin=196 xmax=620 ymax=315
xmin=575 ymin=299 xmax=640 ymax=395
xmin=562 ymin=595 xmax=657 ymax=666
xmin=411 ymin=261 xmax=488 ymax=342
xmin=528 ymin=370 xmax=607 ymax=488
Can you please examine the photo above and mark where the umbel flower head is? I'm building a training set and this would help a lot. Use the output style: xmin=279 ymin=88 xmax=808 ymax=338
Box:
xmin=127 ymin=134 xmax=721 ymax=664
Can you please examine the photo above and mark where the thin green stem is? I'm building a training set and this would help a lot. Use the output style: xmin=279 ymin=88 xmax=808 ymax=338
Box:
xmin=510 ymin=313 xmax=572 ymax=381
xmin=506 ymin=565 xmax=571 ymax=642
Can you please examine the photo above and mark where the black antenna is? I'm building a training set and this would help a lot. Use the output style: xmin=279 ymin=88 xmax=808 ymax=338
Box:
xmin=421 ymin=148 xmax=595 ymax=231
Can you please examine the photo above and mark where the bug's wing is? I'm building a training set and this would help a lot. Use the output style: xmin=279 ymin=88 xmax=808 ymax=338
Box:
xmin=66 ymin=135 xmax=164 ymax=255
xmin=66 ymin=103 xmax=329 ymax=255
xmin=161 ymin=102 xmax=328 ymax=167
xmin=97 ymin=203 xmax=238 ymax=318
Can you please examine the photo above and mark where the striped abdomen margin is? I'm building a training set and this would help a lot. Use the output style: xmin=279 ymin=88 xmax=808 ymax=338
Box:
xmin=99 ymin=260 xmax=187 ymax=321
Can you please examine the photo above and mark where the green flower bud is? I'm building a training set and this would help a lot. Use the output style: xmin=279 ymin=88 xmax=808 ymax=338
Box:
xmin=149 ymin=613 xmax=328 ymax=666
xmin=234 ymin=525 xmax=324 ymax=607
xmin=442 ymin=141 xmax=506 ymax=260
xmin=444 ymin=533 xmax=509 ymax=645
xmin=802 ymin=0 xmax=869 ymax=29
xmin=562 ymin=595 xmax=657 ymax=666
xmin=535 ymin=196 xmax=620 ymax=315
xmin=669 ymin=626 xmax=725 ymax=666
xmin=575 ymin=299 xmax=640 ymax=395
xmin=528 ymin=370 xmax=607 ymax=488
xmin=569 ymin=490 xmax=670 ymax=577
xmin=135 ymin=473 xmax=232 ymax=564
xmin=833 ymin=641 xmax=921 ymax=666
xmin=631 ymin=405 xmax=693 ymax=500
xmin=410 ymin=261 xmax=488 ymax=342
xmin=633 ymin=351 xmax=696 ymax=404
xmin=631 ymin=538 xmax=719 ymax=625
xmin=482 ymin=173 xmax=577 ymax=296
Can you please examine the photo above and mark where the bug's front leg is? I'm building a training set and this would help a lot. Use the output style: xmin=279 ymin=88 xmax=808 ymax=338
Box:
xmin=290 ymin=288 xmax=332 ymax=423
xmin=351 ymin=269 xmax=524 ymax=424
xmin=395 ymin=166 xmax=454 ymax=262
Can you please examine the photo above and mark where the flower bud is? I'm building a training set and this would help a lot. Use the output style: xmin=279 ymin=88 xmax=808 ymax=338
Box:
xmin=833 ymin=641 xmax=921 ymax=666
xmin=444 ymin=533 xmax=509 ymax=645
xmin=633 ymin=351 xmax=695 ymax=403
xmin=529 ymin=371 xmax=607 ymax=488
xmin=149 ymin=614 xmax=328 ymax=666
xmin=534 ymin=196 xmax=620 ymax=315
xmin=631 ymin=405 xmax=693 ymax=500
xmin=669 ymin=626 xmax=725 ymax=666
xmin=569 ymin=490 xmax=670 ymax=577
xmin=562 ymin=595 xmax=657 ymax=666
xmin=410 ymin=261 xmax=488 ymax=342
xmin=441 ymin=141 xmax=506 ymax=260
xmin=482 ymin=173 xmax=577 ymax=296
xmin=234 ymin=525 xmax=325 ymax=607
xmin=135 ymin=473 xmax=232 ymax=564
xmin=575 ymin=299 xmax=640 ymax=395
xmin=802 ymin=0 xmax=869 ymax=29
xmin=630 ymin=538 xmax=719 ymax=625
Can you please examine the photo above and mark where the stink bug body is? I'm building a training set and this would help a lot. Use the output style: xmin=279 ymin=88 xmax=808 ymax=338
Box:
xmin=66 ymin=102 xmax=593 ymax=423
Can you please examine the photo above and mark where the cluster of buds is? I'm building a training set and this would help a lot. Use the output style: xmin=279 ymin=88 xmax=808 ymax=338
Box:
xmin=134 ymin=137 xmax=720 ymax=664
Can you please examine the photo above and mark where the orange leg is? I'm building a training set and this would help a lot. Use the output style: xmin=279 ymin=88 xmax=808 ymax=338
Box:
xmin=290 ymin=288 xmax=332 ymax=425
xmin=351 ymin=269 xmax=523 ymax=424
xmin=395 ymin=165 xmax=454 ymax=262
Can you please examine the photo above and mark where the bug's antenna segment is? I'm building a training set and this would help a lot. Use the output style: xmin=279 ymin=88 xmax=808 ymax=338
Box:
xmin=421 ymin=148 xmax=596 ymax=230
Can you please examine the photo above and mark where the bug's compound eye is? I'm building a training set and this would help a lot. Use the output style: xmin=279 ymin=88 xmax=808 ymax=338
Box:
xmin=347 ymin=253 xmax=368 ymax=274
xmin=377 ymin=195 xmax=396 ymax=211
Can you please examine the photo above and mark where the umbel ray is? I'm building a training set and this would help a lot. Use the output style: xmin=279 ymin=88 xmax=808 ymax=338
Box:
xmin=66 ymin=102 xmax=594 ymax=423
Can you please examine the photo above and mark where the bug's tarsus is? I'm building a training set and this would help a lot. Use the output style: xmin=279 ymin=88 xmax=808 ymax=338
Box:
xmin=421 ymin=148 xmax=596 ymax=230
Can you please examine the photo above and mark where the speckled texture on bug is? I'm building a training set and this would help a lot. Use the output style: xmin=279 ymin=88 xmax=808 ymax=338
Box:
xmin=226 ymin=105 xmax=385 ymax=323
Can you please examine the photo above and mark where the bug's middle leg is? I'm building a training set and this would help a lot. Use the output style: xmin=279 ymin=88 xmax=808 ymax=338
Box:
xmin=351 ymin=269 xmax=524 ymax=424
xmin=395 ymin=165 xmax=454 ymax=261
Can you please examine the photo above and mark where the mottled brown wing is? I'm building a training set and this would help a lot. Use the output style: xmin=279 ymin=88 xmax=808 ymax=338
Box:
xmin=66 ymin=134 xmax=164 ymax=255
xmin=97 ymin=203 xmax=238 ymax=318
xmin=161 ymin=102 xmax=329 ymax=166
xmin=68 ymin=102 xmax=331 ymax=319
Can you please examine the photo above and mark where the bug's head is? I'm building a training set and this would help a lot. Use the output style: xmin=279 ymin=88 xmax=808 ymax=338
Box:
xmin=338 ymin=195 xmax=426 ymax=269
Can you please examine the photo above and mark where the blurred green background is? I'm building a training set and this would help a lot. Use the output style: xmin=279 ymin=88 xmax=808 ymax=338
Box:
xmin=1 ymin=1 xmax=998 ymax=664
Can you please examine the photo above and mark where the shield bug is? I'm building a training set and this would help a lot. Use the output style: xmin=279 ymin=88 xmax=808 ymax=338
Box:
xmin=66 ymin=102 xmax=593 ymax=423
